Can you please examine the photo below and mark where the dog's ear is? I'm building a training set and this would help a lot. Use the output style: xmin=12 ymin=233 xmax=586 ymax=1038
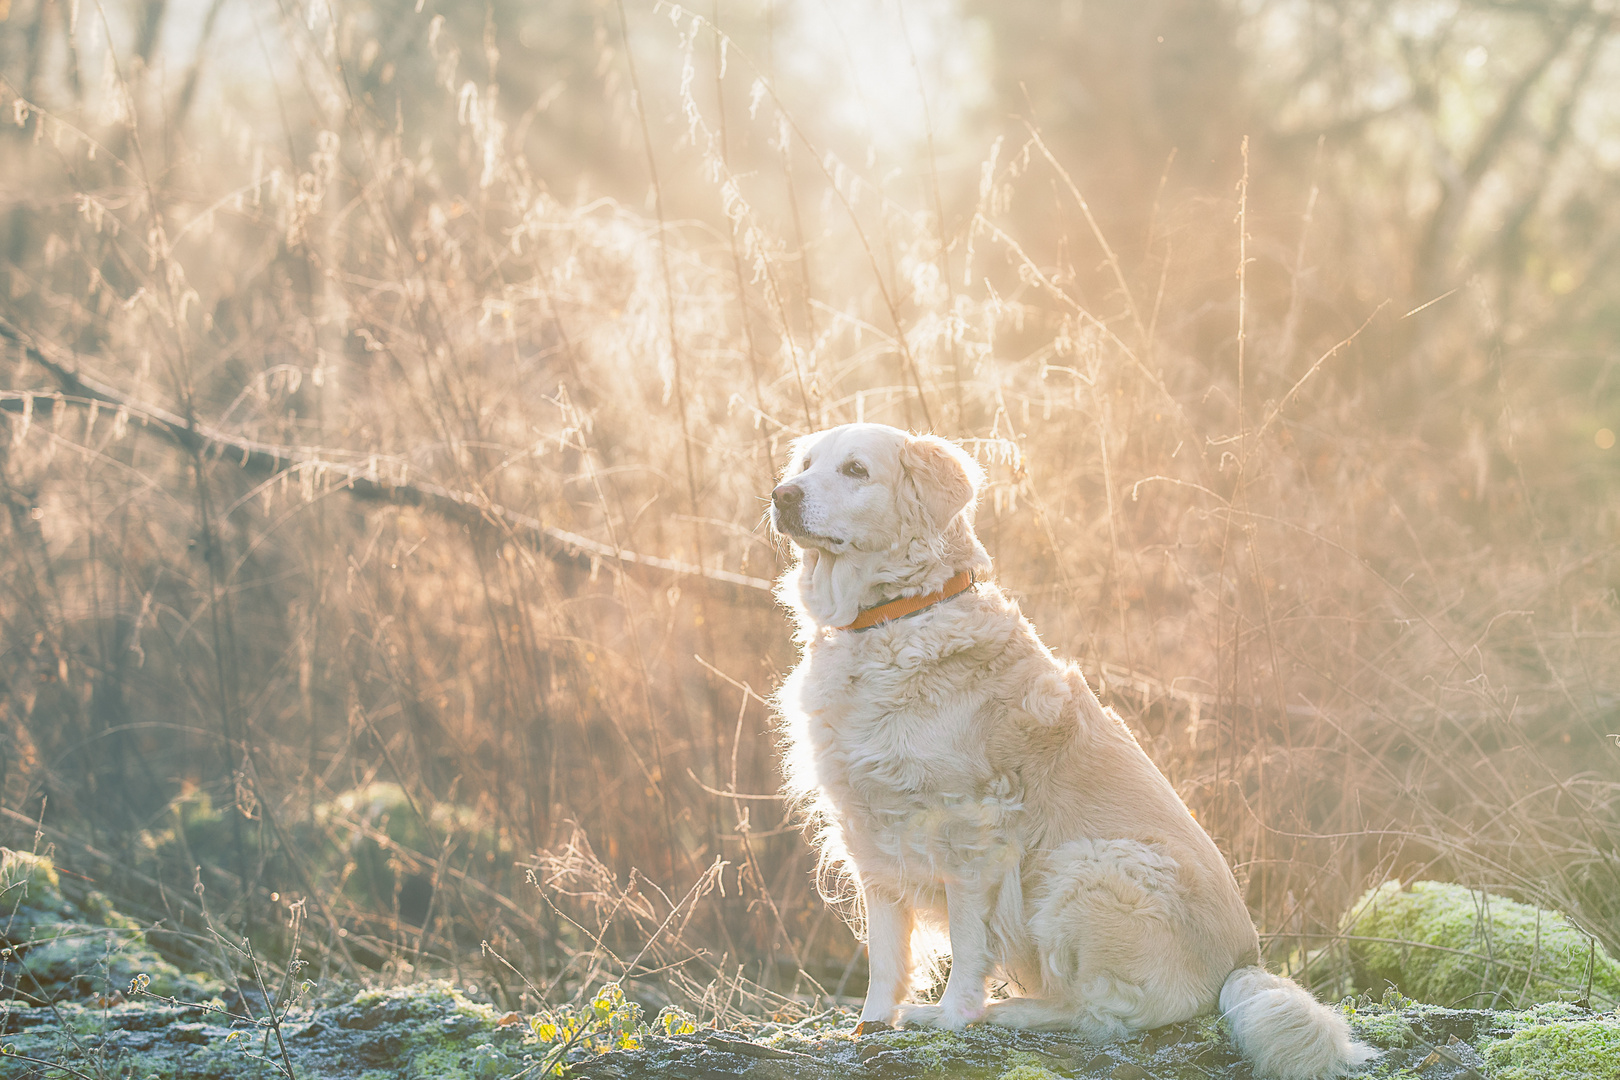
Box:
xmin=900 ymin=434 xmax=983 ymax=530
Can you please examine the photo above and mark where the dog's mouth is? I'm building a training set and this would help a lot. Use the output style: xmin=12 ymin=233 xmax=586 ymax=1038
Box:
xmin=771 ymin=506 xmax=846 ymax=550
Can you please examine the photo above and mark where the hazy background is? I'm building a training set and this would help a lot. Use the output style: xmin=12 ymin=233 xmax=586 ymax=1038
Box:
xmin=1 ymin=0 xmax=1617 ymax=1014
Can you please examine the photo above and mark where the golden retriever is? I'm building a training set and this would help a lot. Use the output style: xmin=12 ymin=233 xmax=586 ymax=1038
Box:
xmin=769 ymin=423 xmax=1374 ymax=1080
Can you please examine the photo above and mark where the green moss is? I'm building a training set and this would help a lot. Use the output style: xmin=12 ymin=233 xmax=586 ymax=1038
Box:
xmin=1482 ymin=1015 xmax=1620 ymax=1080
xmin=760 ymin=1027 xmax=816 ymax=1051
xmin=1341 ymin=1002 xmax=1417 ymax=1049
xmin=0 ymin=848 xmax=64 ymax=914
xmin=999 ymin=1064 xmax=1064 ymax=1080
xmin=80 ymin=890 xmax=142 ymax=931
xmin=20 ymin=926 xmax=214 ymax=1001
xmin=868 ymin=1026 xmax=974 ymax=1068
xmin=336 ymin=981 xmax=517 ymax=1079
xmin=0 ymin=849 xmax=221 ymax=1004
xmin=409 ymin=1043 xmax=481 ymax=1080
xmin=348 ymin=979 xmax=497 ymax=1022
xmin=469 ymin=1042 xmax=513 ymax=1078
xmin=998 ymin=1049 xmax=1072 ymax=1079
xmin=1487 ymin=1000 xmax=1596 ymax=1033
xmin=137 ymin=791 xmax=233 ymax=862
xmin=870 ymin=1027 xmax=970 ymax=1049
xmin=1344 ymin=881 xmax=1620 ymax=1008
xmin=304 ymin=784 xmax=513 ymax=918
xmin=1002 ymin=1050 xmax=1053 ymax=1068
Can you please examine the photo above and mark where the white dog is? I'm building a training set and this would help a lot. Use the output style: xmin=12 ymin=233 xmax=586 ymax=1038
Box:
xmin=770 ymin=424 xmax=1374 ymax=1080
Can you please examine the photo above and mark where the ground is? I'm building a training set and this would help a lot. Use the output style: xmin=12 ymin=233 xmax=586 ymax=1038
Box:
xmin=1 ymin=986 xmax=1618 ymax=1079
xmin=4 ymin=854 xmax=1619 ymax=1078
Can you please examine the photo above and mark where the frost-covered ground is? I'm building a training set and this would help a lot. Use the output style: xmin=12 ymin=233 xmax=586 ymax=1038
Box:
xmin=1 ymin=984 xmax=1618 ymax=1079
xmin=3 ymin=848 xmax=1619 ymax=1079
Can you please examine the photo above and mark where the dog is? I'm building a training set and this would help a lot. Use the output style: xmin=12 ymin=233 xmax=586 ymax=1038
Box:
xmin=769 ymin=423 xmax=1374 ymax=1080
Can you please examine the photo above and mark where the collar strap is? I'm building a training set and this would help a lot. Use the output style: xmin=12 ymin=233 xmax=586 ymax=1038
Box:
xmin=837 ymin=570 xmax=979 ymax=632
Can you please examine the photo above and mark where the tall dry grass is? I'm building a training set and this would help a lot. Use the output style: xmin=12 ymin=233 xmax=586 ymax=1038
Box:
xmin=0 ymin=0 xmax=1616 ymax=1017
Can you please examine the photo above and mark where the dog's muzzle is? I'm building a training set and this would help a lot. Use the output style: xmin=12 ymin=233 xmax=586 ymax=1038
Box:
xmin=771 ymin=482 xmax=806 ymax=534
xmin=771 ymin=483 xmax=847 ymax=548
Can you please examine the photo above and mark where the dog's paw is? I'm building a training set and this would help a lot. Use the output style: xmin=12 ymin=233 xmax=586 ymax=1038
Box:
xmin=941 ymin=999 xmax=988 ymax=1028
xmin=894 ymin=1001 xmax=984 ymax=1030
xmin=894 ymin=1003 xmax=945 ymax=1029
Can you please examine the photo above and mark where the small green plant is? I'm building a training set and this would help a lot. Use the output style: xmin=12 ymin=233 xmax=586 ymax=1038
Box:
xmin=526 ymin=984 xmax=694 ymax=1076
xmin=653 ymin=1005 xmax=699 ymax=1037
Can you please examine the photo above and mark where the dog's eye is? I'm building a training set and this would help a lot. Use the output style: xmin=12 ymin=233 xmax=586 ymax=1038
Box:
xmin=841 ymin=460 xmax=868 ymax=480
xmin=799 ymin=456 xmax=812 ymax=471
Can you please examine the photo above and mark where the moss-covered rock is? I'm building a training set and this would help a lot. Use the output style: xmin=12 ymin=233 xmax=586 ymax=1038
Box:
xmin=1344 ymin=880 xmax=1620 ymax=1008
xmin=864 ymin=1025 xmax=978 ymax=1068
xmin=345 ymin=979 xmax=501 ymax=1026
xmin=1341 ymin=992 xmax=1418 ymax=1049
xmin=136 ymin=790 xmax=236 ymax=873
xmin=999 ymin=1062 xmax=1065 ymax=1080
xmin=306 ymin=783 xmax=514 ymax=926
xmin=1482 ymin=1014 xmax=1620 ymax=1080
xmin=0 ymin=849 xmax=62 ymax=916
xmin=0 ymin=848 xmax=221 ymax=1005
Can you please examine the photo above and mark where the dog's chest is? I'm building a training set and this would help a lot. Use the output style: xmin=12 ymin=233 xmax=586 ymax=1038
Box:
xmin=789 ymin=635 xmax=1024 ymax=874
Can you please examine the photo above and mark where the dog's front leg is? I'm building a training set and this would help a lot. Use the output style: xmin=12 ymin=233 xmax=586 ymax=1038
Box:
xmin=856 ymin=891 xmax=914 ymax=1032
xmin=896 ymin=877 xmax=992 ymax=1030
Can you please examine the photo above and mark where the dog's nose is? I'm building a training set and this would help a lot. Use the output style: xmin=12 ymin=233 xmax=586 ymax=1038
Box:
xmin=772 ymin=483 xmax=804 ymax=508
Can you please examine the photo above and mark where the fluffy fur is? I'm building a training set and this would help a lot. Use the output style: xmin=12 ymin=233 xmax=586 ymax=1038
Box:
xmin=770 ymin=424 xmax=1375 ymax=1080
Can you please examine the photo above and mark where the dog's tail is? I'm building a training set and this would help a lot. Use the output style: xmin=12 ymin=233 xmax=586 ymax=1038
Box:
xmin=1219 ymin=966 xmax=1376 ymax=1080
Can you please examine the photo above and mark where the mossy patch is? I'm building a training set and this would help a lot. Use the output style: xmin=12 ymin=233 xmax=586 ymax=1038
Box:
xmin=0 ymin=848 xmax=221 ymax=1004
xmin=0 ymin=849 xmax=62 ymax=914
xmin=346 ymin=979 xmax=500 ymax=1025
xmin=305 ymin=784 xmax=513 ymax=925
xmin=863 ymin=1025 xmax=980 ymax=1070
xmin=1344 ymin=880 xmax=1620 ymax=1008
xmin=999 ymin=1064 xmax=1064 ymax=1080
xmin=1481 ymin=1014 xmax=1620 ymax=1080
xmin=997 ymin=1049 xmax=1068 ymax=1079
xmin=0 ymin=977 xmax=535 ymax=1079
xmin=1341 ymin=1000 xmax=1418 ymax=1049
xmin=334 ymin=980 xmax=526 ymax=1079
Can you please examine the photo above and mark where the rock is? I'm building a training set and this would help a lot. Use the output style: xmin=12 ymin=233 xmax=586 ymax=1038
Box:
xmin=1345 ymin=880 xmax=1620 ymax=1009
xmin=0 ymin=848 xmax=222 ymax=1006
xmin=1483 ymin=1014 xmax=1620 ymax=1080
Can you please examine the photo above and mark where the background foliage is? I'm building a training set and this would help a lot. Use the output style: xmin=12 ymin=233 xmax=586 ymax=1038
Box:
xmin=0 ymin=0 xmax=1616 ymax=1017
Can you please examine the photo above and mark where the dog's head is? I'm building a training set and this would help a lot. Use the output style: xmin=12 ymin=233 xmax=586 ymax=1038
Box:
xmin=769 ymin=424 xmax=991 ymax=631
xmin=769 ymin=424 xmax=984 ymax=554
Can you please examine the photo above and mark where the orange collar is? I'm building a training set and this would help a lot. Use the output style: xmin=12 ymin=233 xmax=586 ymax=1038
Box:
xmin=836 ymin=570 xmax=980 ymax=632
